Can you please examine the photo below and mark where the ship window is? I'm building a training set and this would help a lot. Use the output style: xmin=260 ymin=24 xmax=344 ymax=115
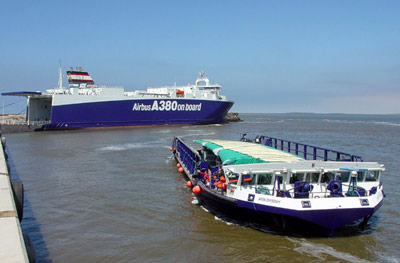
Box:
xmin=305 ymin=173 xmax=320 ymax=183
xmin=228 ymin=173 xmax=239 ymax=185
xmin=241 ymin=174 xmax=255 ymax=186
xmin=321 ymin=172 xmax=334 ymax=183
xmin=365 ymin=171 xmax=379 ymax=182
xmin=357 ymin=171 xmax=365 ymax=182
xmin=257 ymin=173 xmax=273 ymax=185
xmin=336 ymin=171 xmax=350 ymax=182
xmin=290 ymin=173 xmax=304 ymax=184
xmin=203 ymin=148 xmax=218 ymax=166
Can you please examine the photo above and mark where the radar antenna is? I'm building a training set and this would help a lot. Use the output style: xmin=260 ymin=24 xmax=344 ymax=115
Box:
xmin=199 ymin=71 xmax=206 ymax=78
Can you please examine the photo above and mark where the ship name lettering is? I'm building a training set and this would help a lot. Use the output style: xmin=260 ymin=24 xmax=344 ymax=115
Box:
xmin=132 ymin=100 xmax=202 ymax=112
xmin=132 ymin=103 xmax=151 ymax=111
xmin=185 ymin=103 xmax=202 ymax=111
xmin=258 ymin=197 xmax=280 ymax=204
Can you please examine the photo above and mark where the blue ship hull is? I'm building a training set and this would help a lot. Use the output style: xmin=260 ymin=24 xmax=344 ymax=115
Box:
xmin=44 ymin=98 xmax=233 ymax=129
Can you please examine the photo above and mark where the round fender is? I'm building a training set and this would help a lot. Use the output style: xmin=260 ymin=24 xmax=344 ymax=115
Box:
xmin=11 ymin=181 xmax=24 ymax=222
xmin=192 ymin=185 xmax=201 ymax=194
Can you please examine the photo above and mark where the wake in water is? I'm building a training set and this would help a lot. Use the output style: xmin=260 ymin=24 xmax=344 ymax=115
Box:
xmin=324 ymin=119 xmax=400 ymax=127
xmin=181 ymin=125 xmax=211 ymax=130
xmin=153 ymin=129 xmax=172 ymax=133
xmin=375 ymin=253 xmax=400 ymax=263
xmin=178 ymin=131 xmax=216 ymax=138
xmin=100 ymin=140 xmax=164 ymax=152
xmin=237 ymin=120 xmax=286 ymax=124
xmin=100 ymin=143 xmax=149 ymax=151
xmin=371 ymin=121 xmax=400 ymax=127
xmin=287 ymin=237 xmax=371 ymax=263
xmin=191 ymin=197 xmax=199 ymax=205
xmin=213 ymin=215 xmax=238 ymax=226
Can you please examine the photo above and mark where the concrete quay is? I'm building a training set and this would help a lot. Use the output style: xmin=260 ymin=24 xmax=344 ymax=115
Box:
xmin=1 ymin=114 xmax=43 ymax=134
xmin=0 ymin=136 xmax=30 ymax=263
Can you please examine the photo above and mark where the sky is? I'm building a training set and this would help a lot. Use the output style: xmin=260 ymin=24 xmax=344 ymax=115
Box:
xmin=1 ymin=0 xmax=399 ymax=114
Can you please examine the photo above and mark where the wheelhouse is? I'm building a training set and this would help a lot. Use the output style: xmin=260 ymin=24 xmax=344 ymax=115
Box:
xmin=223 ymin=162 xmax=384 ymax=199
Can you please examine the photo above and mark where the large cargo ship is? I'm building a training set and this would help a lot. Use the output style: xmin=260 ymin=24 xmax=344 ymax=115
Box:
xmin=2 ymin=65 xmax=233 ymax=130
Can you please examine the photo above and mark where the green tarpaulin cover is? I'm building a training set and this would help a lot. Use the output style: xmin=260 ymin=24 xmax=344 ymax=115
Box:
xmin=194 ymin=139 xmax=303 ymax=165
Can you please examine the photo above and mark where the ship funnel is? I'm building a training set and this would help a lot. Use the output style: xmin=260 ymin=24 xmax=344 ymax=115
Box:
xmin=66 ymin=67 xmax=96 ymax=89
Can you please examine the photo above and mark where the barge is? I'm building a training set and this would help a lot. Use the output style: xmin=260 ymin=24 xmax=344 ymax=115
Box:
xmin=171 ymin=135 xmax=385 ymax=236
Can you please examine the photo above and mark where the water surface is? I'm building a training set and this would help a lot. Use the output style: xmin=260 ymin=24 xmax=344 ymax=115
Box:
xmin=5 ymin=113 xmax=400 ymax=262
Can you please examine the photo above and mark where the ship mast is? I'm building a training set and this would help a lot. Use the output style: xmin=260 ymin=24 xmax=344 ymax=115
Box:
xmin=57 ymin=59 xmax=63 ymax=90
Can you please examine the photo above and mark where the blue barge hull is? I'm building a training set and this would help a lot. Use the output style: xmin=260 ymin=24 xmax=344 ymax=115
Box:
xmin=172 ymin=136 xmax=385 ymax=236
